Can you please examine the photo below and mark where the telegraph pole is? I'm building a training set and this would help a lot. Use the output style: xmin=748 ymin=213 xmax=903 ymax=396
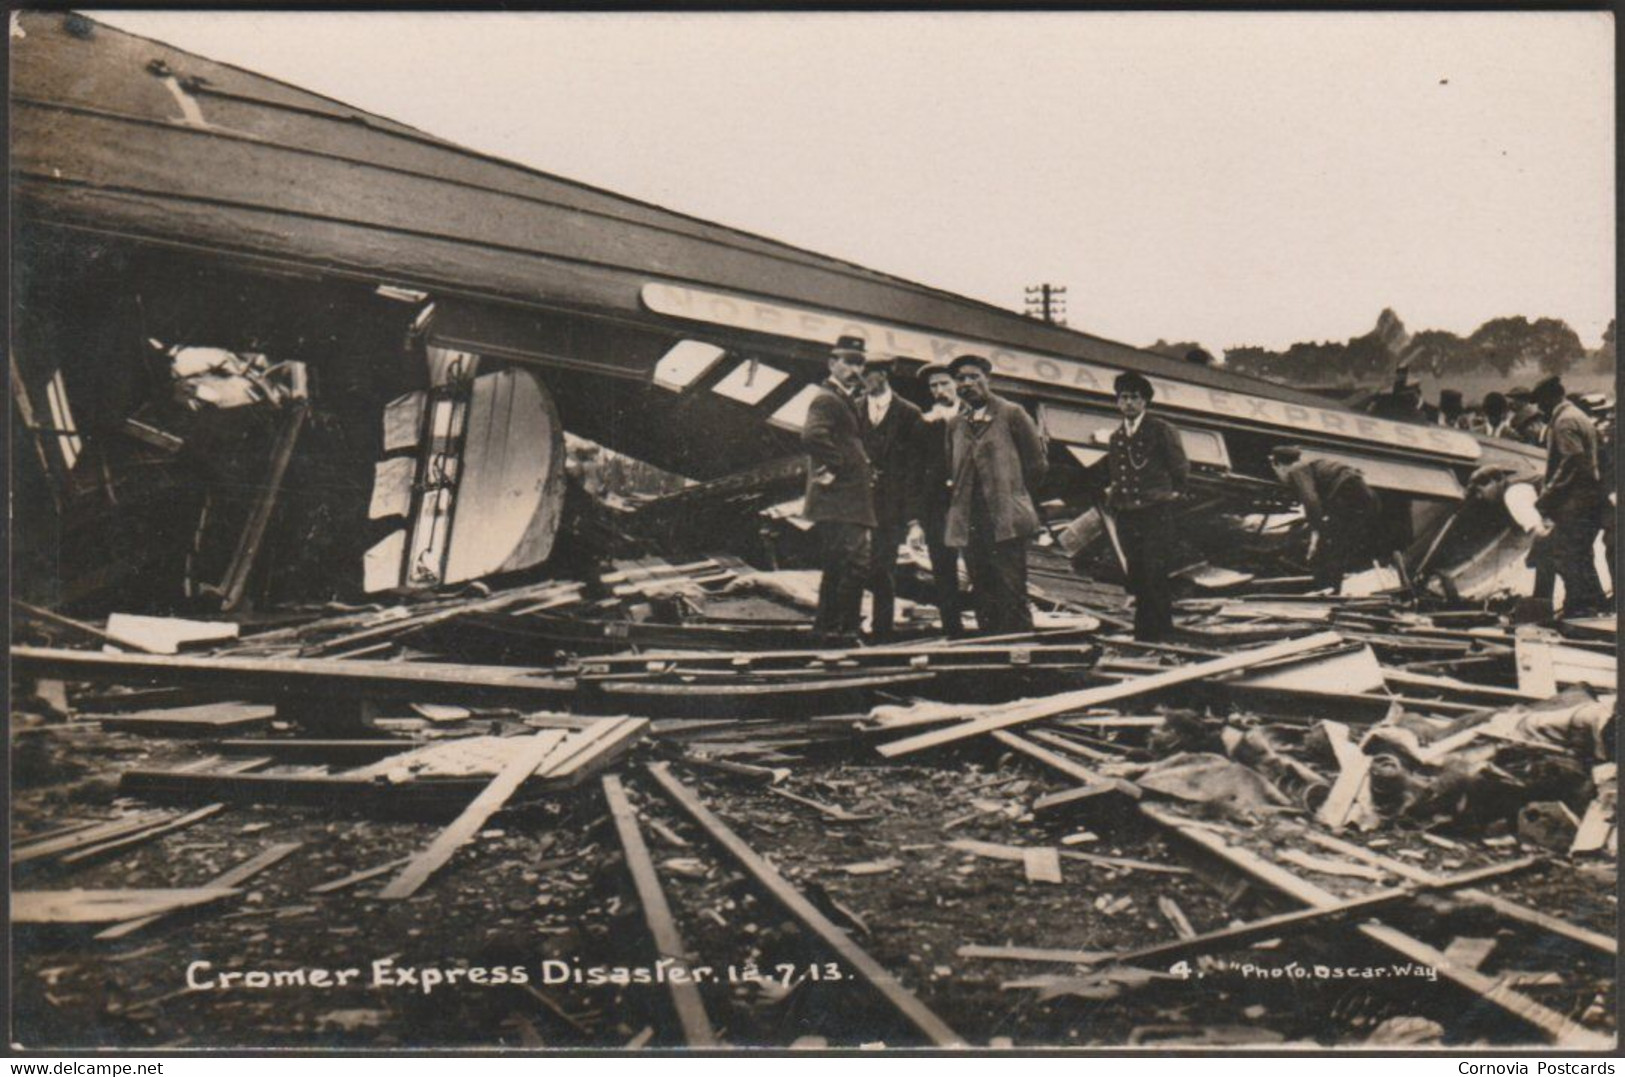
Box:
xmin=1024 ymin=284 xmax=1067 ymax=326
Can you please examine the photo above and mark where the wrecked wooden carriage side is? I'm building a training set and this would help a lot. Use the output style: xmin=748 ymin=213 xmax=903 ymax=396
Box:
xmin=11 ymin=11 xmax=1546 ymax=616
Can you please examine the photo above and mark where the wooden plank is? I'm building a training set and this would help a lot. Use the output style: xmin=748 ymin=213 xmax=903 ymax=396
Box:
xmin=309 ymin=856 xmax=414 ymax=895
xmin=13 ymin=600 xmax=159 ymax=652
xmin=1144 ymin=804 xmax=1610 ymax=1049
xmin=646 ymin=763 xmax=964 ymax=1047
xmin=377 ymin=732 xmax=567 ymax=900
xmin=1157 ymin=896 xmax=1196 ymax=939
xmin=97 ymin=702 xmax=275 ymax=736
xmin=1300 ymin=829 xmax=1617 ymax=958
xmin=602 ymin=775 xmax=719 ymax=1047
xmin=878 ymin=632 xmax=1343 ymax=757
xmin=96 ymin=842 xmax=301 ymax=939
xmin=14 ymin=812 xmax=173 ymax=864
xmin=1315 ymin=720 xmax=1376 ymax=831
xmin=597 ymin=672 xmax=935 ymax=698
xmin=219 ymin=402 xmax=307 ymax=610
xmin=217 ymin=738 xmax=424 ymax=765
xmin=1048 ymin=858 xmax=1541 ymax=973
xmin=305 ymin=580 xmax=581 ymax=656
xmin=1025 ymin=729 xmax=1123 ymax=763
xmin=12 ymin=646 xmax=575 ymax=708
xmin=993 ymin=733 xmax=1143 ymax=816
xmin=536 ymin=719 xmax=647 ymax=781
xmin=1514 ymin=633 xmax=1559 ymax=698
xmin=13 ymin=887 xmax=241 ymax=924
xmin=957 ymin=943 xmax=1114 ymax=964
xmin=104 ymin=613 xmax=239 ymax=655
xmin=117 ymin=769 xmax=494 ymax=815
xmin=58 ymin=804 xmax=226 ymax=866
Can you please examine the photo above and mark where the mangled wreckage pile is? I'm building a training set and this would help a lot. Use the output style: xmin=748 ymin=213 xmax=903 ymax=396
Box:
xmin=8 ymin=10 xmax=1616 ymax=1052
xmin=12 ymin=543 xmax=1618 ymax=1048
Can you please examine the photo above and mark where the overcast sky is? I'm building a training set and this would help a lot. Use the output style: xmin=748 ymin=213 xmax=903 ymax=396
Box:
xmin=94 ymin=10 xmax=1615 ymax=353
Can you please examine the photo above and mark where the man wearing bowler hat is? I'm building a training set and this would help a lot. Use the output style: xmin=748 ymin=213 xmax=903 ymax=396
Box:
xmin=917 ymin=362 xmax=965 ymax=636
xmin=1103 ymin=370 xmax=1188 ymax=641
xmin=858 ymin=353 xmax=927 ymax=641
xmin=802 ymin=335 xmax=876 ymax=645
xmin=943 ymin=353 xmax=1048 ymax=634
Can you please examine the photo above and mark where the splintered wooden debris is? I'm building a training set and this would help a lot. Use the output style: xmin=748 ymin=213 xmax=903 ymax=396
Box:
xmin=878 ymin=633 xmax=1343 ymax=757
xmin=97 ymin=842 xmax=301 ymax=939
xmin=14 ymin=888 xmax=242 ymax=924
xmin=377 ymin=732 xmax=568 ymax=900
xmin=601 ymin=775 xmax=718 ymax=1047
xmin=645 ymin=763 xmax=964 ymax=1047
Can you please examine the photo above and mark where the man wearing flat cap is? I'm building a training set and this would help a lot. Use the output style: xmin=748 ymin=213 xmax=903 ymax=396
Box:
xmin=917 ymin=362 xmax=965 ymax=636
xmin=858 ymin=353 xmax=927 ymax=641
xmin=1531 ymin=374 xmax=1608 ymax=617
xmin=1103 ymin=370 xmax=1188 ymax=641
xmin=943 ymin=353 xmax=1048 ymax=634
xmin=802 ymin=335 xmax=876 ymax=644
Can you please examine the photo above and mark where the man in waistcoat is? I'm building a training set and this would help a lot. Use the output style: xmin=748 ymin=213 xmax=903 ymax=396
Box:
xmin=1104 ymin=370 xmax=1189 ymax=641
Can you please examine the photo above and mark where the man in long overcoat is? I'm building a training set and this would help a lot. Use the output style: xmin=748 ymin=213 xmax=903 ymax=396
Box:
xmin=943 ymin=353 xmax=1048 ymax=635
xmin=802 ymin=335 xmax=875 ymax=643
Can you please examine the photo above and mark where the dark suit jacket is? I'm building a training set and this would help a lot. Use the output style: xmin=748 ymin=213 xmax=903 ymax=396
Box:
xmin=860 ymin=393 xmax=925 ymax=532
xmin=944 ymin=394 xmax=1048 ymax=547
xmin=918 ymin=407 xmax=956 ymax=526
xmin=1105 ymin=414 xmax=1189 ymax=513
xmin=802 ymin=380 xmax=876 ymax=527
xmin=1537 ymin=400 xmax=1604 ymax=521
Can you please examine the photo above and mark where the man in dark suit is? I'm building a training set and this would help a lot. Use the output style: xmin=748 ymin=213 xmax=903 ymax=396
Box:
xmin=917 ymin=362 xmax=964 ymax=637
xmin=1103 ymin=370 xmax=1188 ymax=641
xmin=802 ymin=335 xmax=875 ymax=644
xmin=944 ymin=353 xmax=1048 ymax=635
xmin=858 ymin=354 xmax=926 ymax=641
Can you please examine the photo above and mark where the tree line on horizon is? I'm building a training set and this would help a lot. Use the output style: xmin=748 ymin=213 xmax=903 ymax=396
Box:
xmin=1150 ymin=312 xmax=1615 ymax=389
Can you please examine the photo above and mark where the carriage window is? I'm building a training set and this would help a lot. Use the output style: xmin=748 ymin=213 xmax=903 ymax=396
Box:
xmin=769 ymin=385 xmax=822 ymax=432
xmin=653 ymin=340 xmax=725 ymax=391
xmin=712 ymin=359 xmax=787 ymax=405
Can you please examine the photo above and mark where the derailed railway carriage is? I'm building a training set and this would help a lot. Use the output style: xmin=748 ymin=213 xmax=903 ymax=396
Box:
xmin=10 ymin=12 xmax=1546 ymax=611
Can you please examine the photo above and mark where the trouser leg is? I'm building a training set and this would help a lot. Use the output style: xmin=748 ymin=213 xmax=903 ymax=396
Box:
xmin=1553 ymin=515 xmax=1606 ymax=617
xmin=1119 ymin=505 xmax=1174 ymax=641
xmin=867 ymin=523 xmax=903 ymax=638
xmin=984 ymin=538 xmax=1032 ymax=634
xmin=926 ymin=521 xmax=964 ymax=636
xmin=814 ymin=522 xmax=871 ymax=639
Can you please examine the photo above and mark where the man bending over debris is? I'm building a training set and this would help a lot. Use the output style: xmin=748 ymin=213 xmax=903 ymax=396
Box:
xmin=1268 ymin=445 xmax=1383 ymax=594
xmin=944 ymin=353 xmax=1047 ymax=635
xmin=802 ymin=335 xmax=877 ymax=646
xmin=1103 ymin=371 xmax=1189 ymax=641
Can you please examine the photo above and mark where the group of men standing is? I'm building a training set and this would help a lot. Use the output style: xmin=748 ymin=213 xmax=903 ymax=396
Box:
xmin=802 ymin=339 xmax=1609 ymax=647
xmin=801 ymin=336 xmax=1047 ymax=645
